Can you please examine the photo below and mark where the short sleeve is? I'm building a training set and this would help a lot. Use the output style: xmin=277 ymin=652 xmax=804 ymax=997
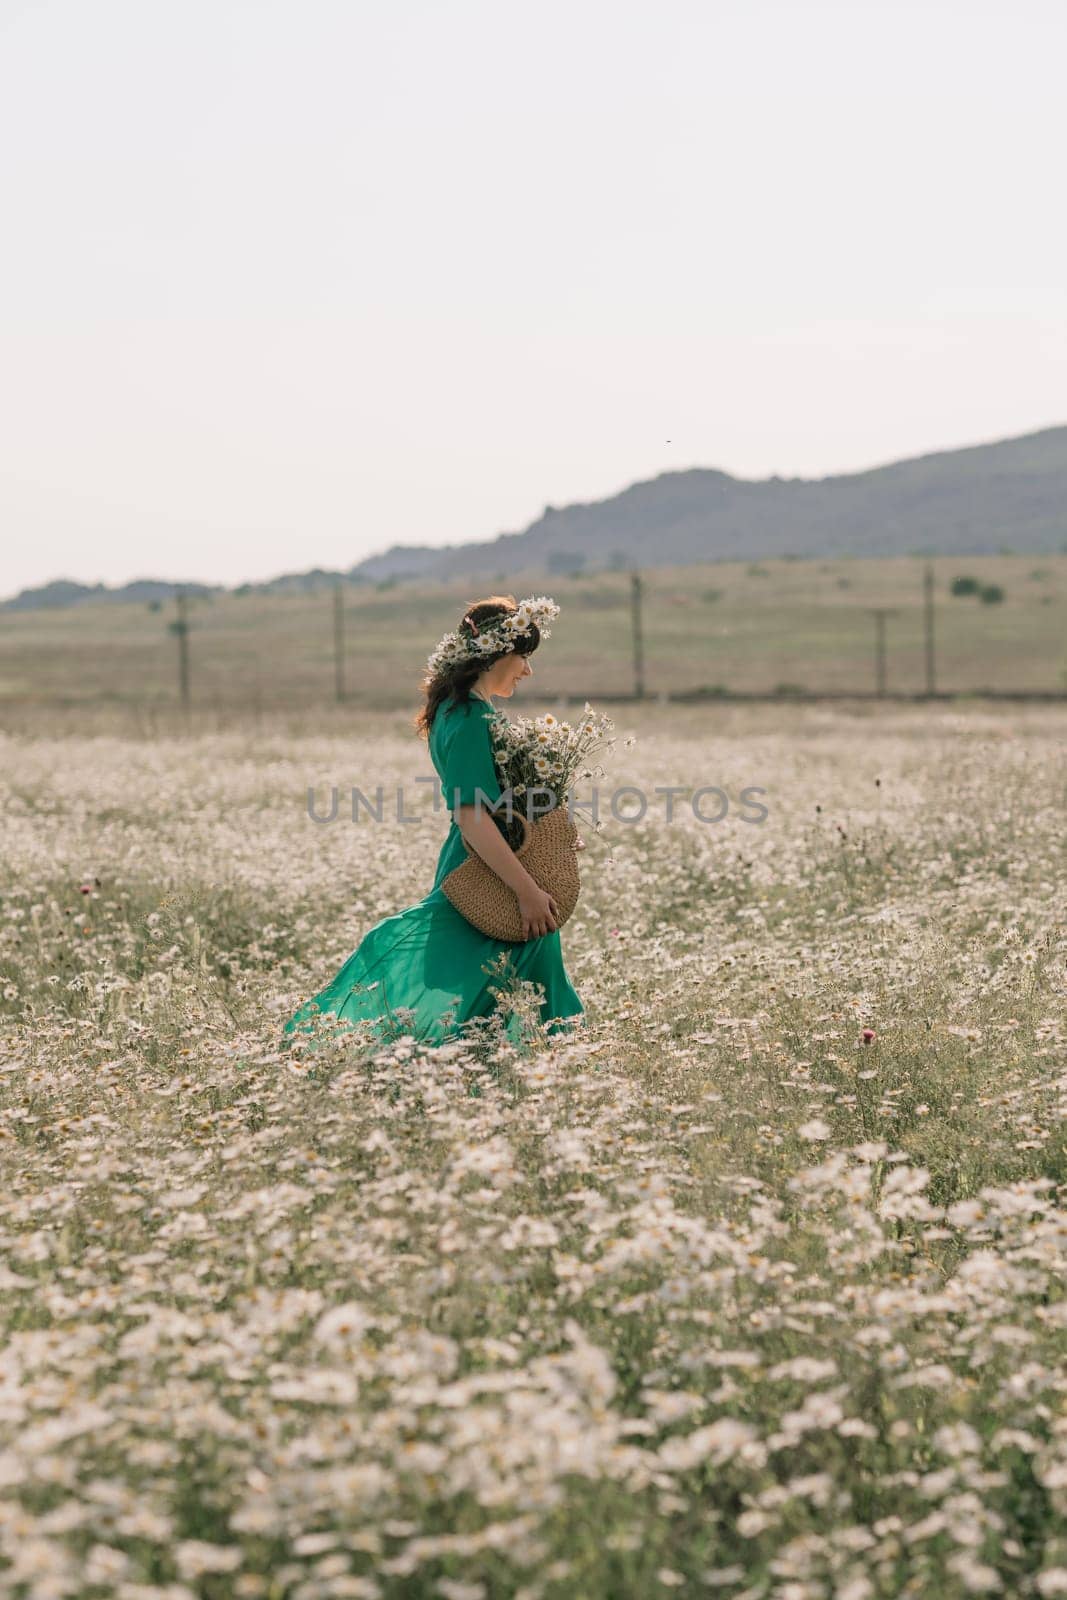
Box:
xmin=439 ymin=701 xmax=502 ymax=814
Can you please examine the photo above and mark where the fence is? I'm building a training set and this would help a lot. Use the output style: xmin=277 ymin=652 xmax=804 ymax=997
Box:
xmin=2 ymin=560 xmax=1065 ymax=718
xmin=161 ymin=566 xmax=1067 ymax=706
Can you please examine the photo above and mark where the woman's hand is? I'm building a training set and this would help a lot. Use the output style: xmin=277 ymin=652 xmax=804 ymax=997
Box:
xmin=456 ymin=810 xmax=562 ymax=938
xmin=517 ymin=883 xmax=559 ymax=939
xmin=575 ymin=834 xmax=586 ymax=852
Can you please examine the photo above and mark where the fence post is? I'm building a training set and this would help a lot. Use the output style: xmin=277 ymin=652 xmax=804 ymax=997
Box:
xmin=334 ymin=581 xmax=345 ymax=703
xmin=630 ymin=569 xmax=645 ymax=699
xmin=866 ymin=607 xmax=898 ymax=697
xmin=923 ymin=563 xmax=936 ymax=695
xmin=174 ymin=590 xmax=190 ymax=711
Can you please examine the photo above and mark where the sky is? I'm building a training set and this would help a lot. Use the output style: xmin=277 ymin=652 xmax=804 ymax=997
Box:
xmin=1 ymin=0 xmax=1065 ymax=597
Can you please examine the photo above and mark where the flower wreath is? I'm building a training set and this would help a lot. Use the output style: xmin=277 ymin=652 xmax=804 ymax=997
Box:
xmin=424 ymin=595 xmax=560 ymax=682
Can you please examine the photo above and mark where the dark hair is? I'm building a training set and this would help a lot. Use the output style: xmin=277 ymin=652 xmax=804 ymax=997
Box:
xmin=414 ymin=594 xmax=540 ymax=738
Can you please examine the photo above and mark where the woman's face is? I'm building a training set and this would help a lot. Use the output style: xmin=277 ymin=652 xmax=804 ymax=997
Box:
xmin=487 ymin=650 xmax=533 ymax=696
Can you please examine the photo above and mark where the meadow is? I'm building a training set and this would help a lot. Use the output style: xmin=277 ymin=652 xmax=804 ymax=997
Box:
xmin=1 ymin=553 xmax=1065 ymax=718
xmin=0 ymin=699 xmax=1065 ymax=1598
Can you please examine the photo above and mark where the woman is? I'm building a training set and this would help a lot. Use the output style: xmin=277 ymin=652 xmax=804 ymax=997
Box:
xmin=281 ymin=594 xmax=585 ymax=1051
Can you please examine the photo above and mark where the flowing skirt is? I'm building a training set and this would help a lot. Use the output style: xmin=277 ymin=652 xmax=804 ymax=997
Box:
xmin=281 ymin=884 xmax=584 ymax=1051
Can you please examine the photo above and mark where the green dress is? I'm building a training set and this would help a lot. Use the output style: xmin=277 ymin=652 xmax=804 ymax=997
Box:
xmin=281 ymin=692 xmax=584 ymax=1049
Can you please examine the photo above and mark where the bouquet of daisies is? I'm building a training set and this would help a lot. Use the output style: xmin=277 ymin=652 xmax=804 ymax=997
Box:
xmin=487 ymin=702 xmax=617 ymax=847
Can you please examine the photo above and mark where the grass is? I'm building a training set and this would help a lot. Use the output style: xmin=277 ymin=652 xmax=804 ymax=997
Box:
xmin=0 ymin=701 xmax=1065 ymax=1597
xmin=1 ymin=554 xmax=1065 ymax=718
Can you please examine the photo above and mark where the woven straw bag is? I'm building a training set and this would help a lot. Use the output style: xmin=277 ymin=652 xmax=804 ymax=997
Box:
xmin=441 ymin=803 xmax=581 ymax=942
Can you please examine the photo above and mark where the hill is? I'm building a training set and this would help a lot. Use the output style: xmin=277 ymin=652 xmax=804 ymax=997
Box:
xmin=353 ymin=424 xmax=1067 ymax=581
xmin=3 ymin=424 xmax=1065 ymax=610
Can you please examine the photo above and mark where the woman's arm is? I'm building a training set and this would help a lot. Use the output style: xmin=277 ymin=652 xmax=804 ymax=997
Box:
xmin=455 ymin=805 xmax=559 ymax=939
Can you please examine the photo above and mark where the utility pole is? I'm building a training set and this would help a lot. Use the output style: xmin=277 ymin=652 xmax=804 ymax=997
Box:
xmin=174 ymin=590 xmax=190 ymax=711
xmin=333 ymin=580 xmax=345 ymax=703
xmin=866 ymin=607 xmax=898 ymax=697
xmin=923 ymin=562 xmax=936 ymax=696
xmin=630 ymin=569 xmax=645 ymax=699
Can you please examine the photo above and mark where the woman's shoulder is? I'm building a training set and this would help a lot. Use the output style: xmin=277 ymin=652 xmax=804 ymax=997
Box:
xmin=432 ymin=692 xmax=490 ymax=740
xmin=440 ymin=692 xmax=493 ymax=720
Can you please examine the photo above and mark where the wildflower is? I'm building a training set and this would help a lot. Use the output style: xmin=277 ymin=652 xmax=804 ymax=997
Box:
xmin=658 ymin=1417 xmax=763 ymax=1471
xmin=175 ymin=1541 xmax=243 ymax=1578
xmin=934 ymin=1421 xmax=982 ymax=1456
xmin=767 ymin=1356 xmax=839 ymax=1383
xmin=314 ymin=1302 xmax=374 ymax=1343
xmin=946 ymin=1552 xmax=1001 ymax=1592
xmin=852 ymin=1140 xmax=888 ymax=1161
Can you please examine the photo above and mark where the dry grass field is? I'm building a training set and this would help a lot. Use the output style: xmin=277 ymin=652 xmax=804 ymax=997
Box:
xmin=1 ymin=698 xmax=1065 ymax=1596
xmin=1 ymin=554 xmax=1065 ymax=716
